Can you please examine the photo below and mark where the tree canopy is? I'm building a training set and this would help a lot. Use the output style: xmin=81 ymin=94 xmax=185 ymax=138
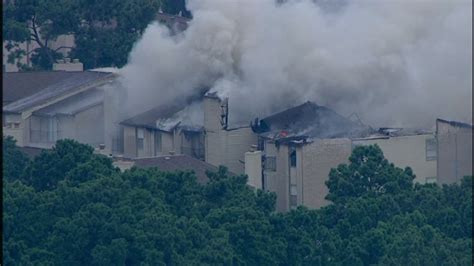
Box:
xmin=3 ymin=0 xmax=190 ymax=70
xmin=3 ymin=139 xmax=472 ymax=265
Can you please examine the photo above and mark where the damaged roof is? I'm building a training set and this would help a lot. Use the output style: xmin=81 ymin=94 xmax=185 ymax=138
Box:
xmin=120 ymin=94 xmax=205 ymax=132
xmin=437 ymin=118 xmax=473 ymax=129
xmin=133 ymin=155 xmax=221 ymax=184
xmin=253 ymin=101 xmax=374 ymax=141
xmin=120 ymin=102 xmax=190 ymax=131
xmin=3 ymin=71 xmax=114 ymax=114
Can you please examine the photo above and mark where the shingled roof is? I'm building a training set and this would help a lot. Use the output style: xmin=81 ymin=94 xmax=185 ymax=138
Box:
xmin=252 ymin=101 xmax=374 ymax=141
xmin=133 ymin=155 xmax=225 ymax=184
xmin=3 ymin=71 xmax=113 ymax=114
xmin=3 ymin=71 xmax=86 ymax=106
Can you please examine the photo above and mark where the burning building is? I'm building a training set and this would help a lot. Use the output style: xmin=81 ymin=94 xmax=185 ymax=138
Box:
xmin=203 ymin=93 xmax=258 ymax=175
xmin=120 ymin=97 xmax=205 ymax=160
xmin=246 ymin=101 xmax=373 ymax=211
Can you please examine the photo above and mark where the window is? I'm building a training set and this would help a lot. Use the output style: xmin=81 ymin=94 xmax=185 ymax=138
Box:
xmin=425 ymin=177 xmax=437 ymax=184
xmin=257 ymin=137 xmax=265 ymax=151
xmin=264 ymin=156 xmax=276 ymax=171
xmin=30 ymin=116 xmax=57 ymax=143
xmin=290 ymin=146 xmax=296 ymax=167
xmin=426 ymin=138 xmax=437 ymax=161
xmin=136 ymin=128 xmax=144 ymax=150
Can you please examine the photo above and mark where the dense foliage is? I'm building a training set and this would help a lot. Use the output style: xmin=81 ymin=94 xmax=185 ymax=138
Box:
xmin=3 ymin=0 xmax=189 ymax=70
xmin=3 ymin=138 xmax=472 ymax=265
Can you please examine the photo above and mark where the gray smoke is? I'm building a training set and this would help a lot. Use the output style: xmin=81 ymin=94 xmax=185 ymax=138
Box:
xmin=119 ymin=0 xmax=472 ymax=129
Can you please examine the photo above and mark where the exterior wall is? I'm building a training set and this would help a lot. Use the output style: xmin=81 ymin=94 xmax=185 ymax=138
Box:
xmin=136 ymin=128 xmax=154 ymax=158
xmin=263 ymin=138 xmax=351 ymax=212
xmin=103 ymin=81 xmax=126 ymax=155
xmin=264 ymin=143 xmax=290 ymax=212
xmin=301 ymin=139 xmax=352 ymax=209
xmin=437 ymin=121 xmax=473 ymax=184
xmin=3 ymin=113 xmax=24 ymax=146
xmin=121 ymin=126 xmax=204 ymax=159
xmin=245 ymin=151 xmax=262 ymax=188
xmin=204 ymin=96 xmax=222 ymax=166
xmin=27 ymin=115 xmax=56 ymax=148
xmin=57 ymin=115 xmax=75 ymax=140
xmin=74 ymin=104 xmax=104 ymax=148
xmin=352 ymin=134 xmax=437 ymax=184
xmin=179 ymin=131 xmax=205 ymax=160
xmin=123 ymin=126 xmax=137 ymax=158
xmin=161 ymin=131 xmax=175 ymax=155
xmin=204 ymin=96 xmax=257 ymax=174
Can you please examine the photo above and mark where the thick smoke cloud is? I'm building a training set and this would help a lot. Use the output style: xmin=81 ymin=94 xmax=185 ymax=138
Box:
xmin=119 ymin=0 xmax=472 ymax=128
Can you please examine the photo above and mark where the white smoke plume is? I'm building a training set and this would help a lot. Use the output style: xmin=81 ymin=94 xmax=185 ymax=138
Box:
xmin=119 ymin=0 xmax=472 ymax=128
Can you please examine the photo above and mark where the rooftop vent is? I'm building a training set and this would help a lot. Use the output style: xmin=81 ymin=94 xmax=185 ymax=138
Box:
xmin=53 ymin=58 xmax=83 ymax=72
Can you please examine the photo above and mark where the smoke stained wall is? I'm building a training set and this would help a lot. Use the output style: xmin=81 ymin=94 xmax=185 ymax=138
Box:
xmin=119 ymin=0 xmax=472 ymax=128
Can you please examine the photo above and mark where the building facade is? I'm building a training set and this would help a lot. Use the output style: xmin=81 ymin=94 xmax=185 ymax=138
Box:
xmin=203 ymin=95 xmax=258 ymax=175
xmin=3 ymin=69 xmax=117 ymax=150
xmin=352 ymin=129 xmax=438 ymax=184
xmin=436 ymin=118 xmax=473 ymax=184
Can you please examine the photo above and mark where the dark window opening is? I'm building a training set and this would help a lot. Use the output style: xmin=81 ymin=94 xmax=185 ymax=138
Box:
xmin=290 ymin=149 xmax=296 ymax=167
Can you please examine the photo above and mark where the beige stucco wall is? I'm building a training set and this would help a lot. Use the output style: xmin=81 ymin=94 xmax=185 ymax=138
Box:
xmin=161 ymin=131 xmax=175 ymax=155
xmin=123 ymin=126 xmax=137 ymax=158
xmin=437 ymin=121 xmax=473 ymax=184
xmin=3 ymin=113 xmax=24 ymax=146
xmin=74 ymin=104 xmax=104 ymax=148
xmin=245 ymin=151 xmax=262 ymax=189
xmin=204 ymin=96 xmax=257 ymax=174
xmin=263 ymin=142 xmax=290 ymax=212
xmin=301 ymin=138 xmax=352 ymax=209
xmin=352 ymin=134 xmax=437 ymax=184
xmin=263 ymin=138 xmax=352 ymax=212
xmin=57 ymin=115 xmax=75 ymax=140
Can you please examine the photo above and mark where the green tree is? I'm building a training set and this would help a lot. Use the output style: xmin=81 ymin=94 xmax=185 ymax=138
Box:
xmin=3 ymin=141 xmax=472 ymax=265
xmin=2 ymin=0 xmax=80 ymax=70
xmin=325 ymin=145 xmax=415 ymax=203
xmin=3 ymin=0 xmax=192 ymax=70
xmin=2 ymin=136 xmax=29 ymax=182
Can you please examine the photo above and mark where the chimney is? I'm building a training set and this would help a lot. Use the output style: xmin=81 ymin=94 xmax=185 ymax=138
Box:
xmin=53 ymin=58 xmax=83 ymax=72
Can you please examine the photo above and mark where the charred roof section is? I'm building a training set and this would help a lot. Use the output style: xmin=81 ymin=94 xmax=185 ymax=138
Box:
xmin=120 ymin=92 xmax=206 ymax=133
xmin=252 ymin=101 xmax=374 ymax=142
xmin=437 ymin=118 xmax=473 ymax=129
